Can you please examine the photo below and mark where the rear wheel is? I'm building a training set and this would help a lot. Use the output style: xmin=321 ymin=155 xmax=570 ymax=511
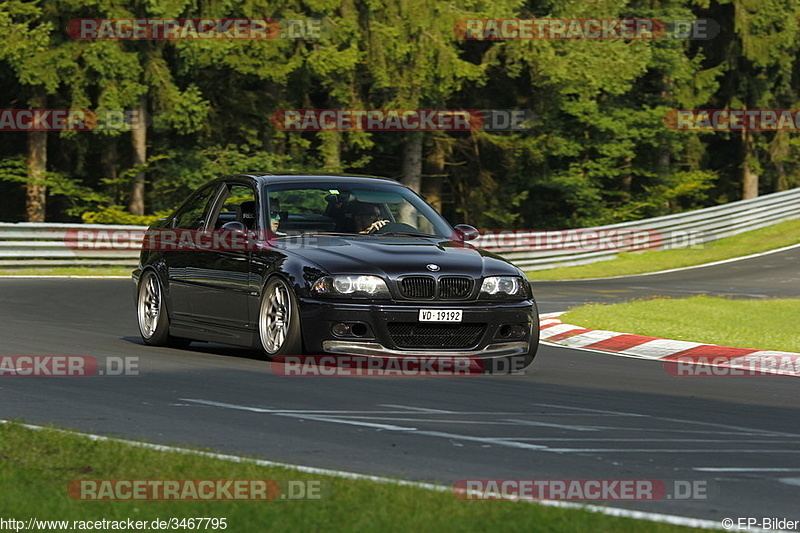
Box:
xmin=137 ymin=270 xmax=190 ymax=347
xmin=258 ymin=277 xmax=303 ymax=358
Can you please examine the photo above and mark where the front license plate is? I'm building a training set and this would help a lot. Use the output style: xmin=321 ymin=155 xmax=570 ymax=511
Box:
xmin=418 ymin=309 xmax=463 ymax=322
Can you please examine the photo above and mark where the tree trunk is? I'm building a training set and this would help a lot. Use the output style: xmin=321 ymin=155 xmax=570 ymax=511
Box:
xmin=741 ymin=130 xmax=758 ymax=199
xmin=770 ymin=131 xmax=788 ymax=192
xmin=319 ymin=130 xmax=342 ymax=172
xmin=129 ymin=96 xmax=147 ymax=216
xmin=102 ymin=140 xmax=119 ymax=204
xmin=25 ymin=92 xmax=47 ymax=222
xmin=423 ymin=135 xmax=446 ymax=211
xmin=401 ymin=132 xmax=423 ymax=192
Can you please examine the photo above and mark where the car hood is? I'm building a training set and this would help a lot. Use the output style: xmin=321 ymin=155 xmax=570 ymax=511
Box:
xmin=277 ymin=235 xmax=520 ymax=278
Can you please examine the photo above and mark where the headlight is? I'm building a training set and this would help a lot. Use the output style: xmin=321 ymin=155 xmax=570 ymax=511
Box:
xmin=480 ymin=276 xmax=525 ymax=297
xmin=311 ymin=275 xmax=390 ymax=298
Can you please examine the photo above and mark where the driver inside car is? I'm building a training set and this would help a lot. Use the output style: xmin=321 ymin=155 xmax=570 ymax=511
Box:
xmin=352 ymin=202 xmax=391 ymax=233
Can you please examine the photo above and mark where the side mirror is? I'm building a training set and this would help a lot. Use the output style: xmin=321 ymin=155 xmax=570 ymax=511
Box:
xmin=220 ymin=220 xmax=272 ymax=249
xmin=453 ymin=224 xmax=479 ymax=242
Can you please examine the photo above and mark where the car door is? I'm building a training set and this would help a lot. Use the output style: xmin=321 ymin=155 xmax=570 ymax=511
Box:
xmin=185 ymin=181 xmax=258 ymax=332
xmin=163 ymin=182 xmax=224 ymax=321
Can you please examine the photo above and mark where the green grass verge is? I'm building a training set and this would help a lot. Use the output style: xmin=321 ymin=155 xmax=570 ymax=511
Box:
xmin=0 ymin=266 xmax=133 ymax=277
xmin=0 ymin=422 xmax=705 ymax=533
xmin=526 ymin=217 xmax=800 ymax=280
xmin=561 ymin=296 xmax=800 ymax=353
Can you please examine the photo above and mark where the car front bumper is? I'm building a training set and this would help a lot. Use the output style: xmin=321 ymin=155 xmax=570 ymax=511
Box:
xmin=321 ymin=340 xmax=530 ymax=358
xmin=298 ymin=298 xmax=537 ymax=358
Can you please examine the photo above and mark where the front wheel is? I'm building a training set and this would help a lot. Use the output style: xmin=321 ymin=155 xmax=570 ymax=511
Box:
xmin=258 ymin=277 xmax=303 ymax=358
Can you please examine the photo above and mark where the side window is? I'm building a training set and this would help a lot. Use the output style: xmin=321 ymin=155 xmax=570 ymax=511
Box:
xmin=172 ymin=185 xmax=220 ymax=229
xmin=213 ymin=184 xmax=259 ymax=230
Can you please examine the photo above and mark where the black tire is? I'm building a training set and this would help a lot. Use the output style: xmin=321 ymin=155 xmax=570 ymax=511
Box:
xmin=136 ymin=270 xmax=190 ymax=348
xmin=528 ymin=296 xmax=541 ymax=360
xmin=258 ymin=276 xmax=303 ymax=358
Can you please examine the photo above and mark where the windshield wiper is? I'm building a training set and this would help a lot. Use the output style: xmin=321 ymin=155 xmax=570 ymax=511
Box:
xmin=301 ymin=231 xmax=354 ymax=236
xmin=377 ymin=231 xmax=441 ymax=238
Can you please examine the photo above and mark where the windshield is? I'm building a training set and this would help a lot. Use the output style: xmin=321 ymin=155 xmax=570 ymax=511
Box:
xmin=263 ymin=181 xmax=453 ymax=237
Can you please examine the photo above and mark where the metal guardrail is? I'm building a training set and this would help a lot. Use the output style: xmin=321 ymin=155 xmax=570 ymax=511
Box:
xmin=0 ymin=223 xmax=146 ymax=267
xmin=0 ymin=187 xmax=798 ymax=269
xmin=476 ymin=187 xmax=800 ymax=270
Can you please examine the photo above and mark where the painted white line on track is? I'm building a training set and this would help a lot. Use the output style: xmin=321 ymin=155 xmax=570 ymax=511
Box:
xmin=276 ymin=413 xmax=416 ymax=431
xmin=185 ymin=398 xmax=557 ymax=452
xmin=536 ymin=241 xmax=800 ymax=282
xmin=180 ymin=399 xmax=531 ymax=417
xmin=504 ymin=438 xmax=794 ymax=443
xmin=502 ymin=419 xmax=599 ymax=432
xmin=0 ymin=275 xmax=131 ymax=279
xmin=548 ymin=428 xmax=790 ymax=436
xmin=182 ymin=398 xmax=798 ymax=463
xmin=532 ymin=403 xmax=648 ymax=417
xmin=379 ymin=404 xmax=454 ymax=413
xmin=544 ymin=448 xmax=800 ymax=454
xmin=530 ymin=413 xmax=644 ymax=417
xmin=0 ymin=419 xmax=726 ymax=530
xmin=409 ymin=430 xmax=551 ymax=451
xmin=533 ymin=400 xmax=799 ymax=438
xmin=189 ymin=397 xmax=782 ymax=439
xmin=694 ymin=467 xmax=800 ymax=472
xmin=319 ymin=417 xmax=514 ymax=425
xmin=643 ymin=416 xmax=800 ymax=438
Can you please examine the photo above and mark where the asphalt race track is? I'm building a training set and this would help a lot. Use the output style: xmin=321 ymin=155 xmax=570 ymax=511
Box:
xmin=1 ymin=246 xmax=798 ymax=524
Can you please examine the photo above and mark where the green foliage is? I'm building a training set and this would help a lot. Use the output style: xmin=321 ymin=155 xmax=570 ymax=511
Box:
xmin=147 ymin=145 xmax=303 ymax=212
xmin=0 ymin=0 xmax=797 ymax=228
xmin=80 ymin=205 xmax=167 ymax=225
xmin=0 ymin=156 xmax=108 ymax=216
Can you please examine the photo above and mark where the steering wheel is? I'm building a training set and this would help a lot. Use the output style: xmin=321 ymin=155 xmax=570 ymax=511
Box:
xmin=369 ymin=222 xmax=421 ymax=234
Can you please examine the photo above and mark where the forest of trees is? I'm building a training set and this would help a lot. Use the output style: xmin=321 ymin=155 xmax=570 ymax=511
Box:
xmin=1 ymin=0 xmax=799 ymax=230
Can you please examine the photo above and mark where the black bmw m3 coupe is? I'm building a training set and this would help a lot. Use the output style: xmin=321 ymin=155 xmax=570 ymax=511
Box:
xmin=133 ymin=174 xmax=539 ymax=371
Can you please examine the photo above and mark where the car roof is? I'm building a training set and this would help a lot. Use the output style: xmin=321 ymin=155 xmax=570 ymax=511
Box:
xmin=237 ymin=173 xmax=403 ymax=186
